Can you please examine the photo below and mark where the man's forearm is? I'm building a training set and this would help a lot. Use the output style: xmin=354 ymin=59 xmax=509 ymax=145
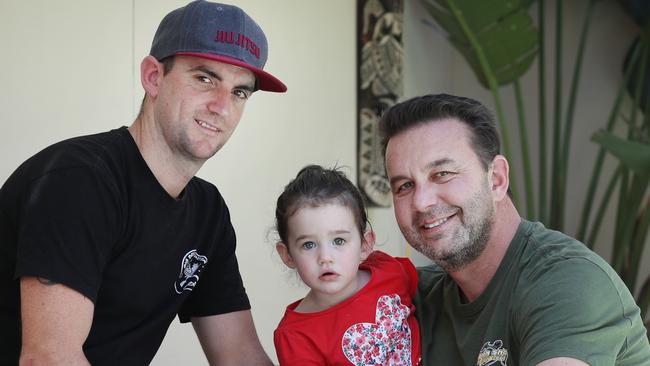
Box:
xmin=192 ymin=310 xmax=274 ymax=366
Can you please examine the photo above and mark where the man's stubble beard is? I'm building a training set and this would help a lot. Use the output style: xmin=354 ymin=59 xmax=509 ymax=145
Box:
xmin=405 ymin=183 xmax=496 ymax=272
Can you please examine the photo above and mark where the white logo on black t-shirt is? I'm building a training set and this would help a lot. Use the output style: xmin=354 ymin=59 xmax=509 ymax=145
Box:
xmin=174 ymin=249 xmax=208 ymax=294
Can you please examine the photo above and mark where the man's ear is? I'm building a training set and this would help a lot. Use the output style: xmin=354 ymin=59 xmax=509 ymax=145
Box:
xmin=276 ymin=242 xmax=296 ymax=269
xmin=360 ymin=230 xmax=376 ymax=261
xmin=140 ymin=55 xmax=164 ymax=99
xmin=489 ymin=155 xmax=510 ymax=201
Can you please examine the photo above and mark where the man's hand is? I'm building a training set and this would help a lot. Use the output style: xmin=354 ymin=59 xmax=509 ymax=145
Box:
xmin=20 ymin=277 xmax=94 ymax=366
xmin=192 ymin=310 xmax=273 ymax=366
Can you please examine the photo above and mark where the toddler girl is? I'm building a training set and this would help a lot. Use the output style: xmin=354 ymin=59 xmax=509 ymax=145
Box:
xmin=273 ymin=165 xmax=421 ymax=365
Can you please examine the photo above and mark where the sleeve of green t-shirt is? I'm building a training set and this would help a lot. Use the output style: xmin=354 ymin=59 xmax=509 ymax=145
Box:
xmin=515 ymin=257 xmax=639 ymax=365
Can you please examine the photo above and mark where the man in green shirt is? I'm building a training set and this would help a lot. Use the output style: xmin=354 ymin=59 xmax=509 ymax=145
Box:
xmin=379 ymin=93 xmax=650 ymax=365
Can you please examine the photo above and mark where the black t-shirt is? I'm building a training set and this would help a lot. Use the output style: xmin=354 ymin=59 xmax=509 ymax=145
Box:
xmin=0 ymin=127 xmax=250 ymax=365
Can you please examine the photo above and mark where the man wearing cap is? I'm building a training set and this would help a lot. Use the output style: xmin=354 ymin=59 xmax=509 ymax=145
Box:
xmin=0 ymin=1 xmax=285 ymax=365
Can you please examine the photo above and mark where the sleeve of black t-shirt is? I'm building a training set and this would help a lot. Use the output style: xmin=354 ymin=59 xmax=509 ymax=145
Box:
xmin=14 ymin=165 xmax=121 ymax=302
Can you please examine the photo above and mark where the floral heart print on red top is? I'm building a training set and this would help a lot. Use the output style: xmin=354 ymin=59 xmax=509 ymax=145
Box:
xmin=342 ymin=294 xmax=413 ymax=365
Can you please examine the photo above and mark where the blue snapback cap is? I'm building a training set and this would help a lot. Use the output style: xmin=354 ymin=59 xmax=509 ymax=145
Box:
xmin=150 ymin=1 xmax=286 ymax=92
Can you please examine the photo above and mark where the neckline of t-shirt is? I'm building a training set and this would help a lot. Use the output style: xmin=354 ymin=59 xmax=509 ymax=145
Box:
xmin=116 ymin=126 xmax=190 ymax=208
xmin=448 ymin=219 xmax=534 ymax=317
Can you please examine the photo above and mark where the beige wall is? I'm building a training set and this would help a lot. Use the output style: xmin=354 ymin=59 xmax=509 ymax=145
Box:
xmin=1 ymin=1 xmax=647 ymax=365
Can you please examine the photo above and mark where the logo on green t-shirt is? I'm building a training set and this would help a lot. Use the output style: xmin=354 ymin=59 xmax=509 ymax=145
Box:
xmin=476 ymin=340 xmax=508 ymax=366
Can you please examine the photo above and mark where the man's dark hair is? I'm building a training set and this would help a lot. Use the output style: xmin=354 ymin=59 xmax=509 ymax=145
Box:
xmin=378 ymin=93 xmax=501 ymax=171
xmin=160 ymin=56 xmax=175 ymax=75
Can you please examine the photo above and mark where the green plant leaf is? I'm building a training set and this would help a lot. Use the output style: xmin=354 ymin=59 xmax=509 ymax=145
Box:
xmin=623 ymin=37 xmax=650 ymax=114
xmin=592 ymin=130 xmax=650 ymax=174
xmin=421 ymin=0 xmax=538 ymax=87
xmin=627 ymin=197 xmax=650 ymax=292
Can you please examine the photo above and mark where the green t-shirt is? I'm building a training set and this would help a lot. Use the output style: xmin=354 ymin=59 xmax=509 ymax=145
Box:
xmin=415 ymin=220 xmax=650 ymax=365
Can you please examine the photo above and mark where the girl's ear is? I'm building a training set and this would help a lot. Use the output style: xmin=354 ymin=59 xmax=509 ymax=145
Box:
xmin=360 ymin=230 xmax=376 ymax=261
xmin=276 ymin=242 xmax=296 ymax=269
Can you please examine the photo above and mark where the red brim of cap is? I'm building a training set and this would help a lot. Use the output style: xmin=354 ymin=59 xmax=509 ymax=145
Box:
xmin=177 ymin=52 xmax=287 ymax=93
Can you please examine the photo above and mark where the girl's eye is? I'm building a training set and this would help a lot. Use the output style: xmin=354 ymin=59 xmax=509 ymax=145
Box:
xmin=302 ymin=241 xmax=316 ymax=250
xmin=333 ymin=238 xmax=346 ymax=246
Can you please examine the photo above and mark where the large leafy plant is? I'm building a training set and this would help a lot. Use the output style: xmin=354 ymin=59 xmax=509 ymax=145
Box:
xmin=421 ymin=0 xmax=650 ymax=328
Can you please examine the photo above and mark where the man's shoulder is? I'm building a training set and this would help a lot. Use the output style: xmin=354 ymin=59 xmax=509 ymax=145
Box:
xmin=513 ymin=221 xmax=632 ymax=311
xmin=2 ymin=128 xmax=131 ymax=195
xmin=518 ymin=221 xmax=612 ymax=279
xmin=21 ymin=128 xmax=130 ymax=173
xmin=48 ymin=127 xmax=129 ymax=161
xmin=506 ymin=224 xmax=650 ymax=366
